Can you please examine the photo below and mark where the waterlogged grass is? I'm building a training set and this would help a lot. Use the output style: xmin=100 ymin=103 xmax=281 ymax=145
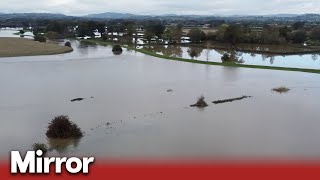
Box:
xmin=82 ymin=39 xmax=320 ymax=74
xmin=0 ymin=37 xmax=73 ymax=57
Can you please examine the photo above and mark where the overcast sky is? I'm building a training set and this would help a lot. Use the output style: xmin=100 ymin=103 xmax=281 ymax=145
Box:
xmin=0 ymin=0 xmax=319 ymax=16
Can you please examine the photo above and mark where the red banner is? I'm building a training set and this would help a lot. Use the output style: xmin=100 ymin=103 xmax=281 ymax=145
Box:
xmin=2 ymin=160 xmax=320 ymax=180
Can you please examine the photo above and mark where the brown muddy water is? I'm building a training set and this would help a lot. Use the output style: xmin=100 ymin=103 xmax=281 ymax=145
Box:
xmin=0 ymin=37 xmax=320 ymax=160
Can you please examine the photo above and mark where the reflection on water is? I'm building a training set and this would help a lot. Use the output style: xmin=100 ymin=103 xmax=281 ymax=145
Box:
xmin=312 ymin=54 xmax=319 ymax=61
xmin=113 ymin=51 xmax=123 ymax=56
xmin=144 ymin=44 xmax=320 ymax=69
xmin=48 ymin=138 xmax=81 ymax=154
xmin=188 ymin=47 xmax=203 ymax=59
xmin=0 ymin=29 xmax=33 ymax=39
xmin=79 ymin=40 xmax=98 ymax=48
xmin=144 ymin=45 xmax=183 ymax=58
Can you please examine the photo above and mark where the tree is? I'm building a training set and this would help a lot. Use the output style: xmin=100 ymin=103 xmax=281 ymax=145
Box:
xmin=106 ymin=22 xmax=116 ymax=40
xmin=187 ymin=29 xmax=206 ymax=43
xmin=279 ymin=26 xmax=291 ymax=40
xmin=46 ymin=31 xmax=62 ymax=39
xmin=144 ymin=22 xmax=165 ymax=39
xmin=114 ymin=23 xmax=126 ymax=35
xmin=289 ymin=30 xmax=307 ymax=44
xmin=34 ymin=34 xmax=46 ymax=42
xmin=87 ymin=21 xmax=98 ymax=32
xmin=46 ymin=21 xmax=67 ymax=34
xmin=125 ymin=24 xmax=134 ymax=37
xmin=310 ymin=27 xmax=320 ymax=41
xmin=215 ymin=24 xmax=229 ymax=41
xmin=77 ymin=22 xmax=95 ymax=37
xmin=172 ymin=25 xmax=183 ymax=43
xmin=144 ymin=31 xmax=154 ymax=43
xmin=96 ymin=23 xmax=106 ymax=37
xmin=223 ymin=25 xmax=241 ymax=47
xmin=261 ymin=27 xmax=280 ymax=44
xmin=247 ymin=31 xmax=260 ymax=44
xmin=163 ymin=27 xmax=174 ymax=43
xmin=206 ymin=32 xmax=217 ymax=41
xmin=163 ymin=26 xmax=182 ymax=44
xmin=292 ymin=22 xmax=305 ymax=30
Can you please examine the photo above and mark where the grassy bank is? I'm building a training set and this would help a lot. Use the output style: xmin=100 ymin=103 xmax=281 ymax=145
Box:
xmin=0 ymin=37 xmax=73 ymax=57
xmin=83 ymin=39 xmax=320 ymax=74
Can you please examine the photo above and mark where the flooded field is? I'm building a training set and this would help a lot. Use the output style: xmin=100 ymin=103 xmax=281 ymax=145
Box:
xmin=144 ymin=45 xmax=320 ymax=69
xmin=0 ymin=29 xmax=33 ymax=39
xmin=0 ymin=31 xmax=320 ymax=160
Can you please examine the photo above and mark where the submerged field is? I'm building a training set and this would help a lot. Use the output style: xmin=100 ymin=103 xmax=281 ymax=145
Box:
xmin=0 ymin=37 xmax=72 ymax=57
xmin=83 ymin=39 xmax=320 ymax=74
xmin=0 ymin=40 xmax=320 ymax=160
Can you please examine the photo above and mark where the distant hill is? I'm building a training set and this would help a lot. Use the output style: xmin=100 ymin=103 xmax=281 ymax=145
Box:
xmin=0 ymin=13 xmax=70 ymax=19
xmin=0 ymin=12 xmax=319 ymax=21
xmin=85 ymin=12 xmax=140 ymax=19
xmin=262 ymin=14 xmax=299 ymax=17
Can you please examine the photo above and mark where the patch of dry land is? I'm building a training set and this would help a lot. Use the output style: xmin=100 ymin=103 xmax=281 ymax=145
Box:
xmin=0 ymin=37 xmax=73 ymax=57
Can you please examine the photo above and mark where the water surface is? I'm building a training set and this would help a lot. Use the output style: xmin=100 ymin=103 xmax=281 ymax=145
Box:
xmin=0 ymin=32 xmax=320 ymax=160
xmin=144 ymin=45 xmax=320 ymax=69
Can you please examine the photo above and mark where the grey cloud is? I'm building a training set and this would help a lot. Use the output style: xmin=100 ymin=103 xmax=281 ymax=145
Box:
xmin=0 ymin=0 xmax=319 ymax=15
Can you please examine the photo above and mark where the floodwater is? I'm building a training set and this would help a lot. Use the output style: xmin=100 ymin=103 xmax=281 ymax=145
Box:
xmin=0 ymin=29 xmax=33 ymax=39
xmin=144 ymin=45 xmax=320 ymax=69
xmin=0 ymin=30 xmax=320 ymax=160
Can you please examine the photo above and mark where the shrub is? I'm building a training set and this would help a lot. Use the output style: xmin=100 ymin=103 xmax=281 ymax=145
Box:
xmin=32 ymin=143 xmax=48 ymax=156
xmin=46 ymin=115 xmax=83 ymax=139
xmin=289 ymin=30 xmax=307 ymax=44
xmin=272 ymin=86 xmax=290 ymax=94
xmin=112 ymin=45 xmax=123 ymax=55
xmin=34 ymin=34 xmax=46 ymax=42
xmin=190 ymin=96 xmax=208 ymax=108
xmin=65 ymin=41 xmax=72 ymax=47
xmin=187 ymin=29 xmax=206 ymax=42
xmin=206 ymin=32 xmax=217 ymax=41
xmin=221 ymin=53 xmax=231 ymax=62
xmin=19 ymin=30 xmax=25 ymax=35
xmin=112 ymin=45 xmax=123 ymax=52
xmin=46 ymin=31 xmax=63 ymax=39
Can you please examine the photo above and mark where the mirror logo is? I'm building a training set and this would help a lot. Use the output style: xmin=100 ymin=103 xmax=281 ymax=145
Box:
xmin=10 ymin=150 xmax=95 ymax=174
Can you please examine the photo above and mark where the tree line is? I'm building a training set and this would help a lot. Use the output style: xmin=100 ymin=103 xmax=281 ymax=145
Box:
xmin=189 ymin=23 xmax=320 ymax=46
xmin=26 ymin=19 xmax=320 ymax=46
